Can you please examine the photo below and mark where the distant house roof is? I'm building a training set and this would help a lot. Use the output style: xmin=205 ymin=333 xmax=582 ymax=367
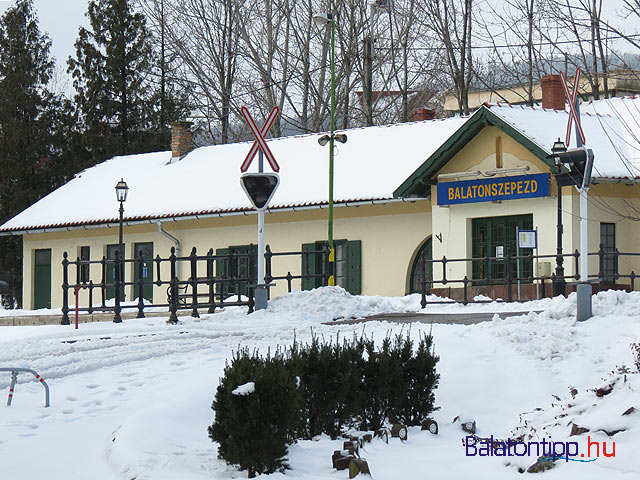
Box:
xmin=2 ymin=95 xmax=639 ymax=235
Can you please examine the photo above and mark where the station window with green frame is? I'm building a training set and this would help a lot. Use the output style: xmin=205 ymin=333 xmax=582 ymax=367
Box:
xmin=471 ymin=214 xmax=533 ymax=283
xmin=301 ymin=239 xmax=361 ymax=295
xmin=215 ymin=244 xmax=257 ymax=297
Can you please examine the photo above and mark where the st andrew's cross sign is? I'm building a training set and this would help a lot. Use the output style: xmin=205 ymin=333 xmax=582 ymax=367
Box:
xmin=560 ymin=69 xmax=586 ymax=147
xmin=240 ymin=106 xmax=280 ymax=173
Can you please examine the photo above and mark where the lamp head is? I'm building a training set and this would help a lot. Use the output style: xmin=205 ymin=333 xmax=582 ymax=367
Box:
xmin=115 ymin=178 xmax=129 ymax=203
xmin=318 ymin=134 xmax=331 ymax=146
xmin=313 ymin=12 xmax=333 ymax=26
xmin=551 ymin=138 xmax=567 ymax=154
xmin=334 ymin=133 xmax=348 ymax=144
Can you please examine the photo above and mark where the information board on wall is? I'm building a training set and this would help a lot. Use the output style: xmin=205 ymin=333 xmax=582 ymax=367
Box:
xmin=436 ymin=173 xmax=550 ymax=206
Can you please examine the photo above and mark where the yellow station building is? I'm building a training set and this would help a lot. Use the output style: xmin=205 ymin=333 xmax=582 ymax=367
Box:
xmin=3 ymin=79 xmax=640 ymax=310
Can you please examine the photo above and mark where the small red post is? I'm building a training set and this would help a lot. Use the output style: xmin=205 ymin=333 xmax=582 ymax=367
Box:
xmin=74 ymin=286 xmax=80 ymax=329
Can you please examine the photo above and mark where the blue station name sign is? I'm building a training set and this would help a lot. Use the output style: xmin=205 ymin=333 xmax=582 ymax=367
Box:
xmin=437 ymin=173 xmax=550 ymax=206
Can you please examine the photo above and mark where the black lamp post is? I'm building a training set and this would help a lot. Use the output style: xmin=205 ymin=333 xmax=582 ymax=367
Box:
xmin=114 ymin=178 xmax=129 ymax=323
xmin=551 ymin=139 xmax=567 ymax=296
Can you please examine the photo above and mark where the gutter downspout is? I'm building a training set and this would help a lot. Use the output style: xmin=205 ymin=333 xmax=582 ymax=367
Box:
xmin=157 ymin=221 xmax=181 ymax=278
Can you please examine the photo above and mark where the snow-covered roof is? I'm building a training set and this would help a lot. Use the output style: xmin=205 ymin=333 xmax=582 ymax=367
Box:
xmin=0 ymin=117 xmax=467 ymax=233
xmin=3 ymin=95 xmax=640 ymax=234
xmin=488 ymin=97 xmax=640 ymax=180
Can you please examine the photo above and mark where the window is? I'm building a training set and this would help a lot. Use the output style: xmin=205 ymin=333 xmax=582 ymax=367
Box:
xmin=301 ymin=240 xmax=361 ymax=295
xmin=79 ymin=246 xmax=90 ymax=283
xmin=471 ymin=214 xmax=533 ymax=283
xmin=215 ymin=245 xmax=257 ymax=297
xmin=600 ymin=223 xmax=617 ymax=282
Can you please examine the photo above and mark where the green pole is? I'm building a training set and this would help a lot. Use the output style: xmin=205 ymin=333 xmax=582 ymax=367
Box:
xmin=328 ymin=15 xmax=335 ymax=286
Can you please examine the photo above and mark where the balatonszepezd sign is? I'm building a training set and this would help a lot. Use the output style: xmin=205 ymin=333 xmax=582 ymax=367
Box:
xmin=437 ymin=173 xmax=550 ymax=206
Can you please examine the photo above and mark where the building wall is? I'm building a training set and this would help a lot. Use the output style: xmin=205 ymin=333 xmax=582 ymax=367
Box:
xmin=428 ymin=126 xmax=640 ymax=288
xmin=21 ymin=200 xmax=432 ymax=309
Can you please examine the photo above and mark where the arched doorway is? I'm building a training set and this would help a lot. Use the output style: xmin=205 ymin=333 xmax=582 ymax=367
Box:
xmin=409 ymin=237 xmax=432 ymax=294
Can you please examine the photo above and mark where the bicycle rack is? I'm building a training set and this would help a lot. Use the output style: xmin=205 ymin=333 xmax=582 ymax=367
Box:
xmin=0 ymin=368 xmax=50 ymax=407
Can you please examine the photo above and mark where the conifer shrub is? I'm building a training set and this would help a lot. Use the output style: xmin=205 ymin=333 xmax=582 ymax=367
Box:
xmin=208 ymin=348 xmax=300 ymax=478
xmin=209 ymin=332 xmax=439 ymax=477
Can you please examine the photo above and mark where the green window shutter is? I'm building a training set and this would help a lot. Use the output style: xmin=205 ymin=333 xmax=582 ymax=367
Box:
xmin=301 ymin=243 xmax=319 ymax=291
xmin=345 ymin=240 xmax=362 ymax=295
xmin=215 ymin=248 xmax=229 ymax=295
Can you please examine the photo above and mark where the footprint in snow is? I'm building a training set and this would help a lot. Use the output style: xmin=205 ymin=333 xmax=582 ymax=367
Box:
xmin=66 ymin=395 xmax=78 ymax=401
xmin=62 ymin=409 xmax=73 ymax=415
xmin=86 ymin=384 xmax=100 ymax=389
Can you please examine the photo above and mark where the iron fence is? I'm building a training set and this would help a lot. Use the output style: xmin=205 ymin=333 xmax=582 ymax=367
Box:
xmin=61 ymin=244 xmax=330 ymax=324
xmin=418 ymin=245 xmax=640 ymax=307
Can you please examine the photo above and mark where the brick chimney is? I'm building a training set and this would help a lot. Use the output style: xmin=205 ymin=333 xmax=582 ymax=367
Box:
xmin=413 ymin=107 xmax=436 ymax=122
xmin=170 ymin=121 xmax=193 ymax=162
xmin=541 ymin=75 xmax=565 ymax=111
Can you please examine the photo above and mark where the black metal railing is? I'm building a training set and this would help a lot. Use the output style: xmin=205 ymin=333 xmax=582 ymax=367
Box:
xmin=418 ymin=245 xmax=639 ymax=307
xmin=61 ymin=244 xmax=330 ymax=325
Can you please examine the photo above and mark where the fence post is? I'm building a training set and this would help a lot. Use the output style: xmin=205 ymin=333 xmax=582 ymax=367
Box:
xmin=615 ymin=248 xmax=621 ymax=281
xmin=155 ymin=254 xmax=162 ymax=286
xmin=207 ymin=248 xmax=216 ymax=313
xmin=574 ymin=249 xmax=581 ymax=280
xmin=167 ymin=247 xmax=179 ymax=324
xmin=137 ymin=249 xmax=145 ymax=319
xmin=88 ymin=280 xmax=94 ymax=314
xmin=441 ymin=256 xmax=448 ymax=285
xmin=265 ymin=244 xmax=273 ymax=285
xmin=190 ymin=246 xmax=199 ymax=318
xmin=113 ymin=249 xmax=122 ymax=323
xmin=323 ymin=243 xmax=330 ymax=286
xmin=76 ymin=255 xmax=81 ymax=285
xmin=61 ymin=252 xmax=70 ymax=325
xmin=286 ymin=272 xmax=293 ymax=292
xmin=631 ymin=271 xmax=636 ymax=292
xmin=463 ymin=275 xmax=469 ymax=305
xmin=598 ymin=243 xmax=605 ymax=291
xmin=506 ymin=249 xmax=513 ymax=302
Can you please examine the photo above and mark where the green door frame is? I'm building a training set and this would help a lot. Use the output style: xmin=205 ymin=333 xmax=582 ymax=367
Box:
xmin=410 ymin=237 xmax=433 ymax=294
xmin=472 ymin=214 xmax=533 ymax=283
xmin=34 ymin=249 xmax=52 ymax=309
xmin=133 ymin=242 xmax=154 ymax=302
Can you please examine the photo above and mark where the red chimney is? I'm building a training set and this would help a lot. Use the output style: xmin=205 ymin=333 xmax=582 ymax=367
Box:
xmin=413 ymin=107 xmax=436 ymax=122
xmin=171 ymin=121 xmax=193 ymax=161
xmin=541 ymin=75 xmax=565 ymax=111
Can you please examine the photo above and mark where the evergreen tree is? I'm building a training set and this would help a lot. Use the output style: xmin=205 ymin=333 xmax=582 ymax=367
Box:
xmin=68 ymin=0 xmax=164 ymax=162
xmin=0 ymin=0 xmax=64 ymax=306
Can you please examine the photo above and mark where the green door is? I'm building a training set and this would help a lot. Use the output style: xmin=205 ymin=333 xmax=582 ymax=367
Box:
xmin=133 ymin=242 xmax=153 ymax=302
xmin=410 ymin=238 xmax=433 ymax=293
xmin=34 ymin=249 xmax=51 ymax=309
xmin=106 ymin=244 xmax=120 ymax=300
xmin=472 ymin=214 xmax=533 ymax=283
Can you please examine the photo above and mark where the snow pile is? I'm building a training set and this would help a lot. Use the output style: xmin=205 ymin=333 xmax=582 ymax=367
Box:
xmin=232 ymin=382 xmax=255 ymax=396
xmin=511 ymin=370 xmax=640 ymax=475
xmin=1 ymin=287 xmax=639 ymax=480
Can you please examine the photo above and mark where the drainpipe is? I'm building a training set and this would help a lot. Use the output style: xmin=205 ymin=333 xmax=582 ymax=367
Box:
xmin=157 ymin=222 xmax=181 ymax=278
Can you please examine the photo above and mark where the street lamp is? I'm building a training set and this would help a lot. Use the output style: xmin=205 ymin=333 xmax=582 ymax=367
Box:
xmin=114 ymin=178 xmax=128 ymax=323
xmin=314 ymin=12 xmax=348 ymax=287
xmin=551 ymin=139 xmax=567 ymax=297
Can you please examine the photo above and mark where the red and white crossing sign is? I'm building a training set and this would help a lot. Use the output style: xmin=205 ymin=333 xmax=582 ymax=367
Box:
xmin=560 ymin=69 xmax=586 ymax=147
xmin=240 ymin=106 xmax=280 ymax=172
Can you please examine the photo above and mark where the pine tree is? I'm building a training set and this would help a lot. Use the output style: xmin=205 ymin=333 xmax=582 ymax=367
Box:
xmin=0 ymin=0 xmax=63 ymax=306
xmin=68 ymin=0 xmax=162 ymax=162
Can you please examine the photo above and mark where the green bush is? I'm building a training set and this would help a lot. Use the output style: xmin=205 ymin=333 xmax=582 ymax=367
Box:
xmin=209 ymin=332 xmax=439 ymax=477
xmin=208 ymin=348 xmax=300 ymax=478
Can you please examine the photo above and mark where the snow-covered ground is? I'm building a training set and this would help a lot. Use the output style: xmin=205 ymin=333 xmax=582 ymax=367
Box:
xmin=0 ymin=287 xmax=639 ymax=479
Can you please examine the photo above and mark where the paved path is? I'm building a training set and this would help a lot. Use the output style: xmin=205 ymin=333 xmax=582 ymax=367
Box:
xmin=329 ymin=311 xmax=540 ymax=326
